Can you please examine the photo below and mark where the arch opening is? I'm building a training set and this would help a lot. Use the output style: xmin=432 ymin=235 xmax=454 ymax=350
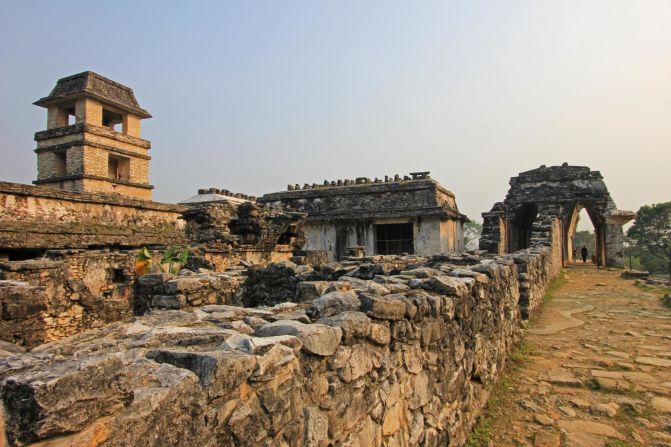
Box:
xmin=509 ymin=203 xmax=538 ymax=252
xmin=565 ymin=203 xmax=605 ymax=267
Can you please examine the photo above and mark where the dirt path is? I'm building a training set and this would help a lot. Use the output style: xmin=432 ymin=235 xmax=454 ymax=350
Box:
xmin=485 ymin=263 xmax=671 ymax=447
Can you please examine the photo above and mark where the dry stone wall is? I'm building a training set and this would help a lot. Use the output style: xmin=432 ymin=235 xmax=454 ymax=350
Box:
xmin=0 ymin=181 xmax=186 ymax=251
xmin=0 ymin=246 xmax=561 ymax=447
xmin=0 ymin=250 xmax=136 ymax=347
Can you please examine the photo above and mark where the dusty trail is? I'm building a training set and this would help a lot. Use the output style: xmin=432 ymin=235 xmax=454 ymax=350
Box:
xmin=486 ymin=263 xmax=671 ymax=447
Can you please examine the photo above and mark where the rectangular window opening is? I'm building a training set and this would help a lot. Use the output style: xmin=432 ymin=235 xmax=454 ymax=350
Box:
xmin=54 ymin=152 xmax=67 ymax=177
xmin=108 ymin=154 xmax=130 ymax=181
xmin=375 ymin=223 xmax=414 ymax=255
xmin=102 ymin=108 xmax=123 ymax=132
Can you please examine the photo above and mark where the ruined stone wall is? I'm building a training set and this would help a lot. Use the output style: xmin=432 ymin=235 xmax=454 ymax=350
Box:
xmin=134 ymin=269 xmax=246 ymax=314
xmin=0 ymin=181 xmax=185 ymax=251
xmin=0 ymin=247 xmax=561 ymax=447
xmin=184 ymin=201 xmax=304 ymax=271
xmin=0 ymin=189 xmax=307 ymax=346
xmin=0 ymin=250 xmax=136 ymax=347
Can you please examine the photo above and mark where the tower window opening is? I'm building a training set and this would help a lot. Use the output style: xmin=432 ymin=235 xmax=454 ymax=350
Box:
xmin=67 ymin=108 xmax=76 ymax=125
xmin=102 ymin=108 xmax=123 ymax=132
xmin=54 ymin=151 xmax=67 ymax=177
xmin=108 ymin=154 xmax=130 ymax=181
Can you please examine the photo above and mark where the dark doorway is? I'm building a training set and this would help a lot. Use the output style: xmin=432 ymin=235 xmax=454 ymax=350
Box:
xmin=375 ymin=223 xmax=414 ymax=255
xmin=510 ymin=203 xmax=538 ymax=251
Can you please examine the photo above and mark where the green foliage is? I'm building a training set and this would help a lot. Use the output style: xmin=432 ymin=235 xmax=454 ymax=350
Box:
xmin=464 ymin=341 xmax=529 ymax=446
xmin=464 ymin=221 xmax=483 ymax=251
xmin=464 ymin=416 xmax=492 ymax=447
xmin=135 ymin=246 xmax=190 ymax=276
xmin=627 ymin=202 xmax=671 ymax=279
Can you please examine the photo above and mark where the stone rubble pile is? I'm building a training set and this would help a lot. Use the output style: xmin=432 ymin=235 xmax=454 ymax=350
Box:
xmin=134 ymin=268 xmax=247 ymax=313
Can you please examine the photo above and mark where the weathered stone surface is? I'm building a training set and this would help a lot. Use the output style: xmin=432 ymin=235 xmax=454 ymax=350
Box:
xmin=0 ymin=354 xmax=134 ymax=444
xmin=147 ymin=349 xmax=257 ymax=399
xmin=295 ymin=281 xmax=328 ymax=302
xmin=635 ymin=356 xmax=671 ymax=368
xmin=557 ymin=419 xmax=625 ymax=445
xmin=422 ymin=275 xmax=469 ymax=297
xmin=651 ymin=397 xmax=671 ymax=413
xmin=306 ymin=291 xmax=360 ymax=318
xmin=318 ymin=311 xmax=372 ymax=344
xmin=340 ymin=276 xmax=390 ymax=295
xmin=256 ymin=320 xmax=342 ymax=356
xmin=358 ymin=294 xmax=406 ymax=320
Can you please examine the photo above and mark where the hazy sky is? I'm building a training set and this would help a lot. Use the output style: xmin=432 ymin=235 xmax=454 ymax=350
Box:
xmin=1 ymin=1 xmax=669 ymax=230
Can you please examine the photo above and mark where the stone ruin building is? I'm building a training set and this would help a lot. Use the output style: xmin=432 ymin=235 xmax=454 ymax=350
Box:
xmin=480 ymin=163 xmax=634 ymax=268
xmin=259 ymin=171 xmax=467 ymax=262
xmin=0 ymin=72 xmax=305 ymax=347
xmin=33 ymin=71 xmax=154 ymax=200
xmin=0 ymin=73 xmax=629 ymax=447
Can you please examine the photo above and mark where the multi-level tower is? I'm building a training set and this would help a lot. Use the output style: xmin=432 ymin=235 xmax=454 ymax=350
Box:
xmin=33 ymin=71 xmax=154 ymax=200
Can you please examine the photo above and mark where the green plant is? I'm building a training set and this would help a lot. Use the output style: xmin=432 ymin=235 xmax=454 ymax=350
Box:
xmin=464 ymin=416 xmax=492 ymax=447
xmin=135 ymin=246 xmax=190 ymax=276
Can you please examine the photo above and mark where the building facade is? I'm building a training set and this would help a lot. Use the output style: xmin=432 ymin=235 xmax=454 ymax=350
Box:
xmin=259 ymin=172 xmax=467 ymax=261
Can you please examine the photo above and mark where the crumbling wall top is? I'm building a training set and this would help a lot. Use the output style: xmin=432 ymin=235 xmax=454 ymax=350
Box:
xmin=258 ymin=173 xmax=465 ymax=221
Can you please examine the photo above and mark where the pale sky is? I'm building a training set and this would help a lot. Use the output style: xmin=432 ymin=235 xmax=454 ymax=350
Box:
xmin=1 ymin=1 xmax=669 ymax=230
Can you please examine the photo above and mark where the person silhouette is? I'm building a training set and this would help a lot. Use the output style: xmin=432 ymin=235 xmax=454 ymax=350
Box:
xmin=581 ymin=246 xmax=588 ymax=263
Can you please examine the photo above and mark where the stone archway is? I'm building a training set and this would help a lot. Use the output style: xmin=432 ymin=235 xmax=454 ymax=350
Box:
xmin=480 ymin=164 xmax=635 ymax=267
xmin=565 ymin=202 xmax=604 ymax=266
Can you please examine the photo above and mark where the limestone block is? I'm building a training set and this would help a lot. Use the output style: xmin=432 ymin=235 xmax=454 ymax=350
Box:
xmin=307 ymin=291 xmax=360 ymax=318
xmin=422 ymin=276 xmax=469 ymax=297
xmin=340 ymin=276 xmax=390 ymax=295
xmin=146 ymin=349 xmax=256 ymax=399
xmin=304 ymin=406 xmax=329 ymax=447
xmin=318 ymin=311 xmax=372 ymax=344
xmin=358 ymin=294 xmax=406 ymax=320
xmin=0 ymin=354 xmax=133 ymax=444
xmin=151 ymin=294 xmax=186 ymax=309
xmin=256 ymin=320 xmax=342 ymax=356
xmin=323 ymin=281 xmax=353 ymax=294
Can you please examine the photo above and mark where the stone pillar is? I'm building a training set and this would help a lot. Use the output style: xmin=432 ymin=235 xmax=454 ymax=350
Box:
xmin=47 ymin=105 xmax=69 ymax=129
xmin=122 ymin=114 xmax=141 ymax=137
xmin=480 ymin=209 xmax=506 ymax=254
xmin=75 ymin=98 xmax=102 ymax=126
xmin=605 ymin=223 xmax=625 ymax=268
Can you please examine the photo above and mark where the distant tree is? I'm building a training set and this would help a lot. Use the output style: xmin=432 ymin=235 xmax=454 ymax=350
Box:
xmin=572 ymin=230 xmax=595 ymax=254
xmin=623 ymin=235 xmax=639 ymax=271
xmin=463 ymin=221 xmax=483 ymax=251
xmin=627 ymin=202 xmax=671 ymax=281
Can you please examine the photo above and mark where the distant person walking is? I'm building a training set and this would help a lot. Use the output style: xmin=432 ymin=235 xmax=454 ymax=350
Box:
xmin=581 ymin=246 xmax=588 ymax=263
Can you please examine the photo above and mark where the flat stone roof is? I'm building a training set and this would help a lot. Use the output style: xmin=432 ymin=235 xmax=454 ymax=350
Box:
xmin=260 ymin=176 xmax=466 ymax=221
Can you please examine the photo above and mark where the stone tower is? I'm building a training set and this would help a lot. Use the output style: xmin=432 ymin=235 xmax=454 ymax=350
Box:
xmin=33 ymin=71 xmax=154 ymax=200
